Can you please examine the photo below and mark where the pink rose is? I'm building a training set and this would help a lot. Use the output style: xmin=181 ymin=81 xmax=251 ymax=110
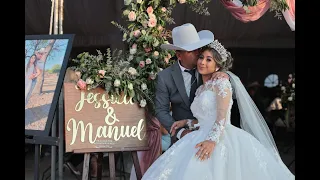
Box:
xmin=98 ymin=70 xmax=106 ymax=78
xmin=167 ymin=53 xmax=172 ymax=59
xmin=128 ymin=11 xmax=136 ymax=21
xmin=132 ymin=43 xmax=137 ymax=49
xmin=77 ymin=79 xmax=87 ymax=90
xmin=133 ymin=30 xmax=141 ymax=37
xmin=148 ymin=18 xmax=157 ymax=28
xmin=147 ymin=6 xmax=153 ymax=14
xmin=139 ymin=61 xmax=145 ymax=68
xmin=149 ymin=73 xmax=156 ymax=80
xmin=157 ymin=26 xmax=163 ymax=31
xmin=144 ymin=47 xmax=152 ymax=53
xmin=161 ymin=7 xmax=166 ymax=12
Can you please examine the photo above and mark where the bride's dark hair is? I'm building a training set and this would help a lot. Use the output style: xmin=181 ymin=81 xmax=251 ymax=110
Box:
xmin=200 ymin=46 xmax=234 ymax=72
xmin=26 ymin=54 xmax=37 ymax=72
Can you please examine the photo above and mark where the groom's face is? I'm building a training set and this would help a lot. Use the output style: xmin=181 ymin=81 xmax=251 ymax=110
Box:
xmin=176 ymin=49 xmax=200 ymax=69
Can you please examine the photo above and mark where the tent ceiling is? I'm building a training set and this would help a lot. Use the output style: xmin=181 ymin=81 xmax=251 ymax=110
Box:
xmin=25 ymin=0 xmax=295 ymax=49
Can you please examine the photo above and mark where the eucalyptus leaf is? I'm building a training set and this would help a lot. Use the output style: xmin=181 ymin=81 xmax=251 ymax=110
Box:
xmin=129 ymin=90 xmax=135 ymax=98
xmin=105 ymin=76 xmax=113 ymax=80
xmin=95 ymin=76 xmax=101 ymax=82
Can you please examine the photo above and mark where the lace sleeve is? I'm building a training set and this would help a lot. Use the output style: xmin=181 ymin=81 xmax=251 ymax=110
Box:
xmin=206 ymin=79 xmax=232 ymax=143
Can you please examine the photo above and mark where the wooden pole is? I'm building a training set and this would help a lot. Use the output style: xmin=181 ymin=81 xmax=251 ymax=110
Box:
xmin=59 ymin=0 xmax=64 ymax=34
xmin=49 ymin=0 xmax=55 ymax=35
xmin=54 ymin=0 xmax=59 ymax=34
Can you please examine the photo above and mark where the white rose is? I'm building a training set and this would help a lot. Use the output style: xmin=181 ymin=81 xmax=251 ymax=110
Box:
xmin=153 ymin=39 xmax=159 ymax=47
xmin=123 ymin=10 xmax=130 ymax=16
xmin=140 ymin=99 xmax=147 ymax=107
xmin=136 ymin=0 xmax=142 ymax=3
xmin=128 ymin=67 xmax=137 ymax=75
xmin=114 ymin=79 xmax=121 ymax=87
xmin=178 ymin=0 xmax=186 ymax=4
xmin=159 ymin=68 xmax=163 ymax=71
xmin=141 ymin=30 xmax=146 ymax=35
xmin=128 ymin=83 xmax=133 ymax=90
xmin=145 ymin=58 xmax=152 ymax=64
xmin=153 ymin=51 xmax=159 ymax=56
xmin=130 ymin=48 xmax=137 ymax=54
xmin=288 ymin=97 xmax=293 ymax=101
xmin=85 ymin=78 xmax=94 ymax=85
xmin=141 ymin=83 xmax=147 ymax=90
xmin=292 ymin=83 xmax=295 ymax=88
xmin=288 ymin=74 xmax=292 ymax=78
xmin=281 ymin=86 xmax=286 ymax=91
xmin=128 ymin=55 xmax=134 ymax=61
xmin=148 ymin=13 xmax=156 ymax=19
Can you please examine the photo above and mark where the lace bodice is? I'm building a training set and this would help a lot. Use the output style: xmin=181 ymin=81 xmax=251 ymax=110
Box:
xmin=190 ymin=78 xmax=233 ymax=143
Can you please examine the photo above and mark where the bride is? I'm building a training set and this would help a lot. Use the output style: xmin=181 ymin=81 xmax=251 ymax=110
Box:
xmin=142 ymin=40 xmax=294 ymax=180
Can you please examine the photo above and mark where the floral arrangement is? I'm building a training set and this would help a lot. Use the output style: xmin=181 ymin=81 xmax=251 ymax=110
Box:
xmin=71 ymin=0 xmax=211 ymax=112
xmin=280 ymin=73 xmax=295 ymax=107
xmin=71 ymin=0 xmax=289 ymax=113
xmin=240 ymin=0 xmax=289 ymax=12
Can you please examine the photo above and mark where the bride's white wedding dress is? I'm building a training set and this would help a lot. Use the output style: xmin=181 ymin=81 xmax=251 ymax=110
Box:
xmin=142 ymin=78 xmax=294 ymax=180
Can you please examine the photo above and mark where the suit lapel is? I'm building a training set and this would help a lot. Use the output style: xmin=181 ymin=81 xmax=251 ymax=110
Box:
xmin=171 ymin=62 xmax=190 ymax=107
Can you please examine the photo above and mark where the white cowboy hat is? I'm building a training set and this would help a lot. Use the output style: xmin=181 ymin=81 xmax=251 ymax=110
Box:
xmin=161 ymin=23 xmax=214 ymax=51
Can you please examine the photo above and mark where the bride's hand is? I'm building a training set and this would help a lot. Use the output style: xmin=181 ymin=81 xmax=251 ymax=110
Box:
xmin=170 ymin=120 xmax=187 ymax=136
xmin=195 ymin=140 xmax=216 ymax=161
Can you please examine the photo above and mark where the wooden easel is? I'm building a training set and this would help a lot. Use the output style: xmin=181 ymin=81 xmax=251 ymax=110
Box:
xmin=74 ymin=147 xmax=149 ymax=180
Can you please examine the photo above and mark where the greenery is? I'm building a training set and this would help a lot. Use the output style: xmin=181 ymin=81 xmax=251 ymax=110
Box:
xmin=239 ymin=0 xmax=289 ymax=12
xmin=71 ymin=0 xmax=290 ymax=113
xmin=71 ymin=0 xmax=212 ymax=112
xmin=47 ymin=64 xmax=62 ymax=74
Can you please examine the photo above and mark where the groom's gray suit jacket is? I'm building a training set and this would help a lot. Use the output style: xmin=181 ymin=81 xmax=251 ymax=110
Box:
xmin=155 ymin=61 xmax=203 ymax=139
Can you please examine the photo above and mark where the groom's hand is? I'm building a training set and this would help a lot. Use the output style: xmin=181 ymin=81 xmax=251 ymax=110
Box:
xmin=211 ymin=71 xmax=229 ymax=81
xmin=170 ymin=120 xmax=187 ymax=136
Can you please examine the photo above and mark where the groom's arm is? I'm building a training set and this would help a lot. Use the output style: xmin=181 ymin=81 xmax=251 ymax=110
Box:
xmin=154 ymin=74 xmax=175 ymax=133
xmin=155 ymin=74 xmax=194 ymax=140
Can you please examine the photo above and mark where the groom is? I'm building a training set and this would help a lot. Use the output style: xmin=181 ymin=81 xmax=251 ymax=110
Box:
xmin=155 ymin=23 xmax=229 ymax=144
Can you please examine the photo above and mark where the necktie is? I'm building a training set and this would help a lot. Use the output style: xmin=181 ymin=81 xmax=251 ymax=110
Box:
xmin=184 ymin=69 xmax=197 ymax=102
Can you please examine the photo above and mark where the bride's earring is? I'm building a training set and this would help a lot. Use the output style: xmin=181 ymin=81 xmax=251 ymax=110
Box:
xmin=215 ymin=67 xmax=220 ymax=72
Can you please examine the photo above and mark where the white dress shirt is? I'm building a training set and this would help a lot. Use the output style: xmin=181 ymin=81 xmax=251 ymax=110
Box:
xmin=176 ymin=61 xmax=195 ymax=139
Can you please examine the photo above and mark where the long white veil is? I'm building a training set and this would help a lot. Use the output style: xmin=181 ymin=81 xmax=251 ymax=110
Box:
xmin=226 ymin=71 xmax=282 ymax=161
xmin=227 ymin=71 xmax=294 ymax=178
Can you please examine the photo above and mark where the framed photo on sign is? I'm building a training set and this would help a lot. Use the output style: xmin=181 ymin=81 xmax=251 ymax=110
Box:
xmin=25 ymin=34 xmax=74 ymax=137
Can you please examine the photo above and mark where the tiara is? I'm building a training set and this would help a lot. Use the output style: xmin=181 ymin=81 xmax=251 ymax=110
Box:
xmin=208 ymin=40 xmax=228 ymax=62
